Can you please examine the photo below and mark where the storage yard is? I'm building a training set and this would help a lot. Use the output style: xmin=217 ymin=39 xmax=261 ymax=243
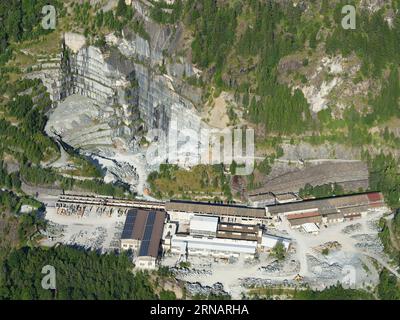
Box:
xmin=163 ymin=208 xmax=390 ymax=299
xmin=41 ymin=192 xmax=393 ymax=298
xmin=42 ymin=206 xmax=126 ymax=253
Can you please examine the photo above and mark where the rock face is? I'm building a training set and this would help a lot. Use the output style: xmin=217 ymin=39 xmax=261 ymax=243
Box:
xmin=64 ymin=32 xmax=86 ymax=53
xmin=281 ymin=142 xmax=361 ymax=161
xmin=41 ymin=16 xmax=205 ymax=194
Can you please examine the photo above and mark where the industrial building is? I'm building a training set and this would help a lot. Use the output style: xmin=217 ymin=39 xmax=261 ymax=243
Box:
xmin=55 ymin=192 xmax=386 ymax=261
xmin=165 ymin=192 xmax=386 ymax=229
xmin=217 ymin=223 xmax=261 ymax=242
xmin=165 ymin=200 xmax=268 ymax=225
xmin=301 ymin=223 xmax=320 ymax=235
xmin=164 ymin=213 xmax=264 ymax=259
xmin=269 ymin=192 xmax=386 ymax=228
xmin=164 ymin=213 xmax=289 ymax=259
xmin=55 ymin=192 xmax=386 ymax=228
xmin=247 ymin=192 xmax=277 ymax=207
xmin=120 ymin=209 xmax=166 ymax=269
xmin=260 ymin=233 xmax=291 ymax=252
xmin=286 ymin=211 xmax=323 ymax=228
xmin=189 ymin=215 xmax=219 ymax=237
xmin=170 ymin=235 xmax=258 ymax=259
xmin=247 ymin=192 xmax=300 ymax=207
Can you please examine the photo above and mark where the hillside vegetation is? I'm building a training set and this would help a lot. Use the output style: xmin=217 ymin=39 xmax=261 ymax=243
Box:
xmin=0 ymin=246 xmax=157 ymax=299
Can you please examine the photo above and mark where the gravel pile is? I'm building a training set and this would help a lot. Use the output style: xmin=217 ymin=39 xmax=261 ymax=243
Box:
xmin=240 ymin=277 xmax=295 ymax=288
xmin=171 ymin=267 xmax=212 ymax=277
xmin=341 ymin=223 xmax=362 ymax=234
xmin=352 ymin=234 xmax=384 ymax=255
xmin=259 ymin=259 xmax=300 ymax=276
xmin=367 ymin=219 xmax=381 ymax=232
xmin=67 ymin=227 xmax=107 ymax=250
xmin=43 ymin=222 xmax=66 ymax=239
xmin=307 ymin=255 xmax=343 ymax=280
xmin=186 ymin=282 xmax=228 ymax=297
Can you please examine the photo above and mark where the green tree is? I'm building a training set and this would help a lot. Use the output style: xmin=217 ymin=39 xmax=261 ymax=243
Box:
xmin=116 ymin=0 xmax=127 ymax=17
xmin=271 ymin=242 xmax=286 ymax=261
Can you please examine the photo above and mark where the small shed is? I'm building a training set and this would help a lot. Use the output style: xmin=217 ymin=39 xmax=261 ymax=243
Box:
xmin=302 ymin=223 xmax=320 ymax=235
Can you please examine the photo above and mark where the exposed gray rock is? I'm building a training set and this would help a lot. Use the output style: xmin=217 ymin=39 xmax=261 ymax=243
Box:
xmin=282 ymin=142 xmax=361 ymax=161
xmin=40 ymin=21 xmax=205 ymax=193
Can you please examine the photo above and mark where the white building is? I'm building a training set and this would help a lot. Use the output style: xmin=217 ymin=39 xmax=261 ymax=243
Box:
xmin=261 ymin=233 xmax=291 ymax=251
xmin=135 ymin=256 xmax=156 ymax=270
xmin=162 ymin=222 xmax=178 ymax=250
xmin=165 ymin=200 xmax=268 ymax=226
xmin=302 ymin=223 xmax=320 ymax=235
xmin=170 ymin=235 xmax=258 ymax=259
xmin=189 ymin=215 xmax=219 ymax=237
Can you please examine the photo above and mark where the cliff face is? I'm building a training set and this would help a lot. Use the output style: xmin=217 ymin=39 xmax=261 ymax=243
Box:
xmin=41 ymin=12 xmax=205 ymax=193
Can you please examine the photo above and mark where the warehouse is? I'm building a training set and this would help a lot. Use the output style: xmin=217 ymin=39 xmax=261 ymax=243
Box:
xmin=275 ymin=193 xmax=299 ymax=204
xmin=164 ymin=214 xmax=263 ymax=259
xmin=247 ymin=192 xmax=277 ymax=207
xmin=260 ymin=233 xmax=291 ymax=251
xmin=286 ymin=211 xmax=322 ymax=228
xmin=166 ymin=200 xmax=268 ymax=225
xmin=170 ymin=234 xmax=258 ymax=259
xmin=189 ymin=215 xmax=219 ymax=237
xmin=217 ymin=223 xmax=261 ymax=242
xmin=267 ymin=192 xmax=386 ymax=220
xmin=302 ymin=223 xmax=320 ymax=235
xmin=120 ymin=209 xmax=166 ymax=269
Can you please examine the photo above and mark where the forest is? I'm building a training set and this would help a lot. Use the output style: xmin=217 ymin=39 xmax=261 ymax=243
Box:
xmin=0 ymin=0 xmax=399 ymax=301
xmin=0 ymin=0 xmax=62 ymax=56
xmin=183 ymin=0 xmax=400 ymax=141
xmin=325 ymin=0 xmax=400 ymax=77
xmin=147 ymin=163 xmax=232 ymax=201
xmin=292 ymin=283 xmax=374 ymax=300
xmin=366 ymin=152 xmax=400 ymax=209
xmin=186 ymin=0 xmax=312 ymax=134
xmin=20 ymin=164 xmax=132 ymax=198
xmin=299 ymin=183 xmax=346 ymax=199
xmin=0 ymin=246 xmax=157 ymax=300
xmin=377 ymin=210 xmax=400 ymax=300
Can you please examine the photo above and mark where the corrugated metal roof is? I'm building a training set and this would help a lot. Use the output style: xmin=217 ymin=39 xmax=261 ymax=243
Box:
xmin=166 ymin=200 xmax=266 ymax=218
xmin=190 ymin=215 xmax=218 ymax=233
xmin=218 ymin=223 xmax=259 ymax=234
xmin=268 ymin=192 xmax=383 ymax=216
xmin=287 ymin=211 xmax=320 ymax=220
xmin=367 ymin=192 xmax=383 ymax=202
xmin=302 ymin=223 xmax=320 ymax=233
xmin=217 ymin=230 xmax=258 ymax=241
xmin=121 ymin=209 xmax=166 ymax=258
xmin=171 ymin=235 xmax=258 ymax=254
xmin=261 ymin=234 xmax=291 ymax=250
xmin=289 ymin=215 xmax=322 ymax=226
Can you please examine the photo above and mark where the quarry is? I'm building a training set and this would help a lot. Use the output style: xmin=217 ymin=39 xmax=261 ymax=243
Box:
xmin=32 ymin=6 xmax=372 ymax=198
xmin=3 ymin=0 xmax=398 ymax=301
xmin=38 ymin=192 xmax=394 ymax=299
